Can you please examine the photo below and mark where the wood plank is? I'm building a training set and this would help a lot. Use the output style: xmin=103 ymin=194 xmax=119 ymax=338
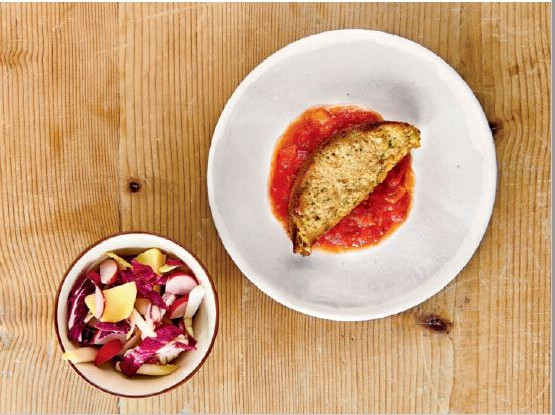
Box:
xmin=0 ymin=3 xmax=120 ymax=413
xmin=0 ymin=3 xmax=550 ymax=413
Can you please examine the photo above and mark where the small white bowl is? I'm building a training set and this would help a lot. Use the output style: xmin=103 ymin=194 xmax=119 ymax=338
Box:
xmin=55 ymin=232 xmax=219 ymax=397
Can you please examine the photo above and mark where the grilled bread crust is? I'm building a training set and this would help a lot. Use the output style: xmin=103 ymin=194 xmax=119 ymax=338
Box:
xmin=288 ymin=121 xmax=421 ymax=256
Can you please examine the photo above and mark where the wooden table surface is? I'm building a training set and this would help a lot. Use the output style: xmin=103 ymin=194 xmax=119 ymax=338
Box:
xmin=0 ymin=3 xmax=551 ymax=414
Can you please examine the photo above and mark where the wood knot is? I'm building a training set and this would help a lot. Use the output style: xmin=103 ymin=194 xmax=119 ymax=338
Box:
xmin=417 ymin=314 xmax=452 ymax=334
xmin=128 ymin=180 xmax=141 ymax=193
xmin=508 ymin=64 xmax=519 ymax=76
xmin=488 ymin=121 xmax=502 ymax=137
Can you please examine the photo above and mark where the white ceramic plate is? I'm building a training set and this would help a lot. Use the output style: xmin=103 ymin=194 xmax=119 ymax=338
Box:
xmin=208 ymin=30 xmax=496 ymax=321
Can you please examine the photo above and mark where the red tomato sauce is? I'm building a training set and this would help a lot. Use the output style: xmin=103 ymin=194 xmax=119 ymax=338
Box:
xmin=268 ymin=105 xmax=414 ymax=251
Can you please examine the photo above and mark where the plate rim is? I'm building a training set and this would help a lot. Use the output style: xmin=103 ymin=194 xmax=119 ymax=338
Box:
xmin=207 ymin=29 xmax=497 ymax=321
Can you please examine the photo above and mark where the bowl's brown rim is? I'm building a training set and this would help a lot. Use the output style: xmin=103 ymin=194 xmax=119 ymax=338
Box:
xmin=54 ymin=231 xmax=220 ymax=398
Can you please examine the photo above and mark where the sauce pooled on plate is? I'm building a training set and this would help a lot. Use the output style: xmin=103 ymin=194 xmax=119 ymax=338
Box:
xmin=269 ymin=105 xmax=414 ymax=251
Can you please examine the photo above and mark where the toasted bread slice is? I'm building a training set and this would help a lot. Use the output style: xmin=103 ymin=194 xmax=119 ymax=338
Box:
xmin=288 ymin=121 xmax=421 ymax=256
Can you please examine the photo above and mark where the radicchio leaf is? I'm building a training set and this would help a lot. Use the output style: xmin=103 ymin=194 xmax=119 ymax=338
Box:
xmin=153 ymin=275 xmax=168 ymax=285
xmin=166 ymin=258 xmax=186 ymax=267
xmin=147 ymin=336 xmax=195 ymax=365
xmin=175 ymin=340 xmax=195 ymax=351
xmin=87 ymin=270 xmax=102 ymax=286
xmin=121 ymin=269 xmax=167 ymax=310
xmin=92 ymin=330 xmax=127 ymax=345
xmin=146 ymin=355 xmax=160 ymax=364
xmin=141 ymin=282 xmax=167 ymax=309
xmin=131 ymin=260 xmax=157 ymax=281
xmin=119 ymin=325 xmax=183 ymax=376
xmin=119 ymin=269 xmax=135 ymax=284
xmin=67 ymin=275 xmax=95 ymax=342
xmin=93 ymin=321 xmax=131 ymax=333
xmin=78 ymin=325 xmax=97 ymax=345
xmin=187 ymin=336 xmax=197 ymax=349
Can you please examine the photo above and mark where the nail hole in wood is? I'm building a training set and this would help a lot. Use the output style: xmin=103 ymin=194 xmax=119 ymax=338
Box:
xmin=417 ymin=314 xmax=452 ymax=334
xmin=128 ymin=180 xmax=141 ymax=193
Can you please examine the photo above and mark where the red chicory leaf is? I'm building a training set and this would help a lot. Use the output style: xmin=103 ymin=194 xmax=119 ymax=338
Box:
xmin=119 ymin=325 xmax=183 ymax=376
xmin=131 ymin=260 xmax=157 ymax=281
xmin=67 ymin=275 xmax=95 ymax=342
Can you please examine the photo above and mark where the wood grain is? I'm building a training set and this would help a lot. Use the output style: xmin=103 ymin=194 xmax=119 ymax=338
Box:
xmin=0 ymin=3 xmax=550 ymax=413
